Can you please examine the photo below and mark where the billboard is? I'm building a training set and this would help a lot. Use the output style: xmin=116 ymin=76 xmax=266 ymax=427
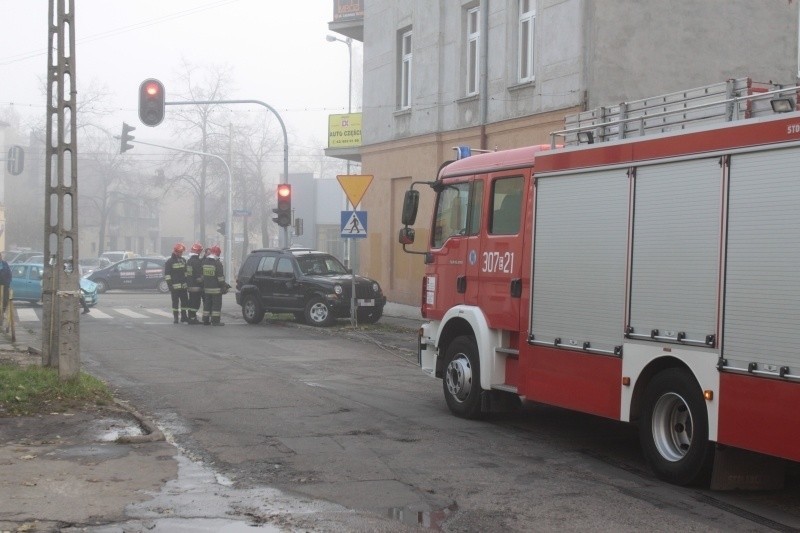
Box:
xmin=328 ymin=113 xmax=362 ymax=149
xmin=333 ymin=0 xmax=363 ymax=21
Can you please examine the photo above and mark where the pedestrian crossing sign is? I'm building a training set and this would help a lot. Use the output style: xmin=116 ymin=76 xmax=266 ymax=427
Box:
xmin=341 ymin=210 xmax=367 ymax=239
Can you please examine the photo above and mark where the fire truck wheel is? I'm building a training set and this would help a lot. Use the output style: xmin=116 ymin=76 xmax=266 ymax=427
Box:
xmin=241 ymin=294 xmax=265 ymax=324
xmin=639 ymin=368 xmax=714 ymax=486
xmin=305 ymin=297 xmax=335 ymax=327
xmin=443 ymin=336 xmax=482 ymax=419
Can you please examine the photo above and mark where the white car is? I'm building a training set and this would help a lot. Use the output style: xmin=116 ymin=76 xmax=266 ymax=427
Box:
xmin=100 ymin=251 xmax=137 ymax=264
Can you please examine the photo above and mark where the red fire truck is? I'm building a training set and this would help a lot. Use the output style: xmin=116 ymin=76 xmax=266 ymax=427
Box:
xmin=399 ymin=78 xmax=800 ymax=486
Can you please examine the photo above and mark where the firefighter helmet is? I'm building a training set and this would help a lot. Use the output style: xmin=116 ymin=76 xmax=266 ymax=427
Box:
xmin=173 ymin=243 xmax=186 ymax=254
xmin=190 ymin=242 xmax=203 ymax=254
xmin=210 ymin=245 xmax=221 ymax=257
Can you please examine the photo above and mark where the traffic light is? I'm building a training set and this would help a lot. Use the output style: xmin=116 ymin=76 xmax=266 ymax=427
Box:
xmin=120 ymin=122 xmax=136 ymax=153
xmin=272 ymin=184 xmax=292 ymax=227
xmin=217 ymin=221 xmax=226 ymax=235
xmin=138 ymin=78 xmax=165 ymax=127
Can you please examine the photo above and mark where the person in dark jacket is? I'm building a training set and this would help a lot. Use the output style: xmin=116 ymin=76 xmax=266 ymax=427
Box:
xmin=0 ymin=252 xmax=10 ymax=314
xmin=0 ymin=252 xmax=11 ymax=324
xmin=164 ymin=243 xmax=188 ymax=324
xmin=201 ymin=245 xmax=226 ymax=326
xmin=185 ymin=242 xmax=204 ymax=325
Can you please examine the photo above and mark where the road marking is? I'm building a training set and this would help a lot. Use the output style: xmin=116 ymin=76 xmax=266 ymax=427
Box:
xmin=16 ymin=308 xmax=39 ymax=322
xmin=145 ymin=308 xmax=173 ymax=318
xmin=115 ymin=308 xmax=149 ymax=319
xmin=87 ymin=309 xmax=113 ymax=319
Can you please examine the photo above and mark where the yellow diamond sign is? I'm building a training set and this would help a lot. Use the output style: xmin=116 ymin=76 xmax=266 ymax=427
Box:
xmin=337 ymin=174 xmax=373 ymax=208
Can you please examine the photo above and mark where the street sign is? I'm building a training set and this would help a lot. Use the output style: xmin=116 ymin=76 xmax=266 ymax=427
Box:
xmin=341 ymin=210 xmax=367 ymax=239
xmin=6 ymin=145 xmax=24 ymax=176
xmin=336 ymin=174 xmax=373 ymax=208
xmin=233 ymin=209 xmax=251 ymax=216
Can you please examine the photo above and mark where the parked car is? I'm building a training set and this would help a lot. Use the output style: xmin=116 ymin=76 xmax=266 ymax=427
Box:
xmin=9 ymin=262 xmax=98 ymax=306
xmin=86 ymin=257 xmax=169 ymax=293
xmin=9 ymin=251 xmax=43 ymax=264
xmin=235 ymin=248 xmax=386 ymax=326
xmin=79 ymin=257 xmax=112 ymax=277
xmin=80 ymin=277 xmax=99 ymax=307
xmin=99 ymin=250 xmax=137 ymax=264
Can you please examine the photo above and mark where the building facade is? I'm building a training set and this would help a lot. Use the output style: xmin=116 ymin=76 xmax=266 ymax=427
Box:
xmin=332 ymin=0 xmax=799 ymax=305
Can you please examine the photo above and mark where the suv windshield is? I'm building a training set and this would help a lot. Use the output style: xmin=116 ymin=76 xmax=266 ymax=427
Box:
xmin=296 ymin=255 xmax=348 ymax=276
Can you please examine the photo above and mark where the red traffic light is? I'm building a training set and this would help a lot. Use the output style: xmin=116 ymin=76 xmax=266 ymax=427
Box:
xmin=138 ymin=78 xmax=165 ymax=127
xmin=273 ymin=184 xmax=292 ymax=227
xmin=144 ymin=82 xmax=160 ymax=97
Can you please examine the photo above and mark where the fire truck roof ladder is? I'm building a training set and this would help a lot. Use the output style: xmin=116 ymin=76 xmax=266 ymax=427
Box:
xmin=550 ymin=77 xmax=800 ymax=148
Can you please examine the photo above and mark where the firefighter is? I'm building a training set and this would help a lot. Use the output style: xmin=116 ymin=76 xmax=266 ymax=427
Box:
xmin=185 ymin=242 xmax=204 ymax=325
xmin=201 ymin=245 xmax=226 ymax=326
xmin=164 ymin=243 xmax=189 ymax=324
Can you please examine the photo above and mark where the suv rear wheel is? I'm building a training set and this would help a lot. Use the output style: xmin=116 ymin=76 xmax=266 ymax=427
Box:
xmin=305 ymin=297 xmax=335 ymax=327
xmin=242 ymin=294 xmax=265 ymax=324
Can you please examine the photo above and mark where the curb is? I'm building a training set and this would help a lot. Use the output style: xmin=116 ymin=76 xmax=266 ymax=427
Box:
xmin=113 ymin=398 xmax=166 ymax=443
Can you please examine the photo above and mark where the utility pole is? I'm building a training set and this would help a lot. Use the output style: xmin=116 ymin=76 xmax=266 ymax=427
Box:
xmin=42 ymin=0 xmax=80 ymax=379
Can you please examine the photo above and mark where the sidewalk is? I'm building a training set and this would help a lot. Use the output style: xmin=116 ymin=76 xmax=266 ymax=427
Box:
xmin=0 ymin=319 xmax=180 ymax=532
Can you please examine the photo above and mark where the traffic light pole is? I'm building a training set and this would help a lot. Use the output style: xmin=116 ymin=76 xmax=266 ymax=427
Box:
xmin=120 ymin=137 xmax=234 ymax=283
xmin=164 ymin=99 xmax=290 ymax=248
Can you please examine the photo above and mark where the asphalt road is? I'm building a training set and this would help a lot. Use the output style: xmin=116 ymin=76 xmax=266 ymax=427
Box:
xmin=40 ymin=291 xmax=800 ymax=531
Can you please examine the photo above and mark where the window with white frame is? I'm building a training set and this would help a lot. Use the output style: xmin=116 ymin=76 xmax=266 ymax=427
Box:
xmin=400 ymin=29 xmax=412 ymax=109
xmin=518 ymin=0 xmax=535 ymax=83
xmin=466 ymin=6 xmax=480 ymax=96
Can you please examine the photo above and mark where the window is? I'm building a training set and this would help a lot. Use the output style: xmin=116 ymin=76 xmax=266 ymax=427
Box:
xmin=490 ymin=177 xmax=524 ymax=235
xmin=257 ymin=255 xmax=276 ymax=273
xmin=518 ymin=0 xmax=535 ymax=83
xmin=431 ymin=180 xmax=483 ymax=248
xmin=399 ymin=29 xmax=412 ymax=109
xmin=466 ymin=6 xmax=480 ymax=96
xmin=276 ymin=257 xmax=295 ymax=276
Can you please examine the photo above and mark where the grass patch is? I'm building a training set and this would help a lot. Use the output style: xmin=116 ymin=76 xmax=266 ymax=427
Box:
xmin=0 ymin=363 xmax=113 ymax=417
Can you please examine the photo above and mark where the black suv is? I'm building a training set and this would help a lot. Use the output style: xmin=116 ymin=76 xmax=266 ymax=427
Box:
xmin=235 ymin=248 xmax=387 ymax=326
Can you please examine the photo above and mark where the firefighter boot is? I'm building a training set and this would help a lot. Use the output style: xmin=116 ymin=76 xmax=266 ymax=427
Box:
xmin=181 ymin=311 xmax=188 ymax=323
xmin=173 ymin=312 xmax=179 ymax=324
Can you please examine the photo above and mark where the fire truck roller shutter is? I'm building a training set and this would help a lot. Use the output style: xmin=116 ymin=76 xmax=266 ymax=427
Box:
xmin=531 ymin=169 xmax=628 ymax=354
xmin=724 ymin=146 xmax=800 ymax=372
xmin=629 ymin=158 xmax=720 ymax=346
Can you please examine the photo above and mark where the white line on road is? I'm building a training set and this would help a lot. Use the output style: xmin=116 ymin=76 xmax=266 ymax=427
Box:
xmin=87 ymin=309 xmax=113 ymax=319
xmin=16 ymin=308 xmax=39 ymax=322
xmin=115 ymin=308 xmax=149 ymax=319
xmin=145 ymin=308 xmax=173 ymax=318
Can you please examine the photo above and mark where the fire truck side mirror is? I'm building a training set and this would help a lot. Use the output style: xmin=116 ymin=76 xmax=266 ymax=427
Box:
xmin=401 ymin=190 xmax=419 ymax=225
xmin=398 ymin=227 xmax=416 ymax=245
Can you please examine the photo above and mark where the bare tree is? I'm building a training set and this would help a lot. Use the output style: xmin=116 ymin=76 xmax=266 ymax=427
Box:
xmin=165 ymin=59 xmax=234 ymax=245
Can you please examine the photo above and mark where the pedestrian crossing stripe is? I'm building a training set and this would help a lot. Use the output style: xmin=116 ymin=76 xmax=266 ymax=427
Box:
xmin=146 ymin=308 xmax=173 ymax=318
xmin=16 ymin=308 xmax=38 ymax=322
xmin=115 ymin=308 xmax=149 ymax=319
xmin=11 ymin=307 xmax=212 ymax=322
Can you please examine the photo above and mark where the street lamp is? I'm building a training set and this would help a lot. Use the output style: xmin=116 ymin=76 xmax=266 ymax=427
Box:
xmin=328 ymin=33 xmax=358 ymax=324
xmin=326 ymin=34 xmax=353 ymax=176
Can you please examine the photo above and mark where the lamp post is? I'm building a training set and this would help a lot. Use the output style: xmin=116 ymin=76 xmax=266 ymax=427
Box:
xmin=328 ymin=34 xmax=358 ymax=325
xmin=326 ymin=35 xmax=354 ymax=162
xmin=327 ymin=33 xmax=354 ymax=266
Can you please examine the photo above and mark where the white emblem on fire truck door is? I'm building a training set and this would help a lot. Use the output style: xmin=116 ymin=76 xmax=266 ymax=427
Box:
xmin=468 ymin=249 xmax=477 ymax=265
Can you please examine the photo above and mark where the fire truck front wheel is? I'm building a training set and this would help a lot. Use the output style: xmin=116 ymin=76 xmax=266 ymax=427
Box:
xmin=639 ymin=368 xmax=714 ymax=486
xmin=443 ymin=336 xmax=482 ymax=419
